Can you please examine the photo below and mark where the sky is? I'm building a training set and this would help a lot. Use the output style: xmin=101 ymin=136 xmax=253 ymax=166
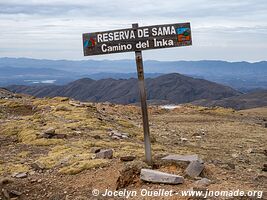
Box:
xmin=0 ymin=0 xmax=267 ymax=61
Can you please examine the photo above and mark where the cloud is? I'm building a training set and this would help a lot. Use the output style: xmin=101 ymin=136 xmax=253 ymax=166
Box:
xmin=0 ymin=0 xmax=266 ymax=61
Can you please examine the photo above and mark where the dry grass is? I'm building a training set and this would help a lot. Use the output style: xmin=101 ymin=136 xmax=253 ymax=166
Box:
xmin=59 ymin=159 xmax=109 ymax=175
xmin=1 ymin=95 xmax=266 ymax=200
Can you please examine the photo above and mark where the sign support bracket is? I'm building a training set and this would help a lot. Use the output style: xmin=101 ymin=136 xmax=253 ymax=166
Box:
xmin=132 ymin=23 xmax=152 ymax=165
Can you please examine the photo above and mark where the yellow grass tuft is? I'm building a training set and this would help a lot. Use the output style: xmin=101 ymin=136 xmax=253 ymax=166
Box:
xmin=18 ymin=129 xmax=37 ymax=143
xmin=37 ymin=144 xmax=93 ymax=169
xmin=17 ymin=151 xmax=30 ymax=158
xmin=1 ymin=124 xmax=21 ymax=136
xmin=59 ymin=159 xmax=109 ymax=175
xmin=5 ymin=164 xmax=30 ymax=174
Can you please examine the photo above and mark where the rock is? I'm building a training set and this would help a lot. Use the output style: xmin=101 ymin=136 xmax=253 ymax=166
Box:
xmin=12 ymin=172 xmax=28 ymax=178
xmin=39 ymin=128 xmax=56 ymax=139
xmin=193 ymin=129 xmax=206 ymax=136
xmin=53 ymin=134 xmax=67 ymax=139
xmin=195 ymin=136 xmax=202 ymax=139
xmin=185 ymin=160 xmax=204 ymax=178
xmin=95 ymin=149 xmax=113 ymax=159
xmin=122 ymin=132 xmax=129 ymax=137
xmin=111 ymin=135 xmax=121 ymax=140
xmin=57 ymin=157 xmax=69 ymax=166
xmin=226 ymin=163 xmax=236 ymax=170
xmin=263 ymin=164 xmax=267 ymax=172
xmin=140 ymin=169 xmax=184 ymax=184
xmin=231 ymin=153 xmax=239 ymax=158
xmin=55 ymin=105 xmax=71 ymax=111
xmin=194 ymin=178 xmax=212 ymax=187
xmin=246 ymin=148 xmax=257 ymax=154
xmin=109 ymin=130 xmax=129 ymax=140
xmin=180 ymin=138 xmax=188 ymax=142
xmin=162 ymin=154 xmax=200 ymax=163
xmin=121 ymin=135 xmax=129 ymax=139
xmin=29 ymin=171 xmax=35 ymax=175
xmin=113 ymin=132 xmax=122 ymax=137
xmin=264 ymin=150 xmax=267 ymax=156
xmin=31 ymin=161 xmax=45 ymax=170
xmin=44 ymin=128 xmax=56 ymax=135
xmin=69 ymin=101 xmax=83 ymax=107
xmin=262 ymin=122 xmax=267 ymax=128
xmin=90 ymin=147 xmax=101 ymax=153
xmin=39 ymin=133 xmax=52 ymax=139
xmin=120 ymin=156 xmax=136 ymax=162
xmin=39 ymin=128 xmax=67 ymax=139
xmin=92 ymin=135 xmax=101 ymax=139
xmin=10 ymin=190 xmax=22 ymax=197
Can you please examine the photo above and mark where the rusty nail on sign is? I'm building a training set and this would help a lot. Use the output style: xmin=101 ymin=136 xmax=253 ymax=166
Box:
xmin=82 ymin=22 xmax=192 ymax=165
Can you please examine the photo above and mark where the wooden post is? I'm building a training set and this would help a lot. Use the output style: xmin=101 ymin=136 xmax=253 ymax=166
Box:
xmin=132 ymin=23 xmax=152 ymax=165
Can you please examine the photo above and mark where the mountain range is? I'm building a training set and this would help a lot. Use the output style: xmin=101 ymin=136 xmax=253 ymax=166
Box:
xmin=1 ymin=57 xmax=267 ymax=91
xmin=7 ymin=73 xmax=241 ymax=105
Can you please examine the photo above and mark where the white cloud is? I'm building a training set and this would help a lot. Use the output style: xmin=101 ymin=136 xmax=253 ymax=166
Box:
xmin=0 ymin=0 xmax=266 ymax=61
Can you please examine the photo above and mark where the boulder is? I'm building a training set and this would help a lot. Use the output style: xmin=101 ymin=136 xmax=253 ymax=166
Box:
xmin=9 ymin=190 xmax=23 ymax=197
xmin=92 ymin=135 xmax=101 ymax=140
xmin=111 ymin=135 xmax=121 ymax=140
xmin=180 ymin=138 xmax=188 ymax=142
xmin=194 ymin=178 xmax=212 ymax=187
xmin=185 ymin=160 xmax=204 ymax=178
xmin=90 ymin=147 xmax=101 ymax=153
xmin=120 ymin=156 xmax=136 ymax=162
xmin=39 ymin=128 xmax=67 ymax=139
xmin=31 ymin=161 xmax=45 ymax=170
xmin=162 ymin=154 xmax=201 ymax=163
xmin=44 ymin=128 xmax=56 ymax=135
xmin=109 ymin=130 xmax=129 ymax=140
xmin=12 ymin=172 xmax=28 ymax=178
xmin=140 ymin=169 xmax=184 ymax=184
xmin=95 ymin=149 xmax=113 ymax=159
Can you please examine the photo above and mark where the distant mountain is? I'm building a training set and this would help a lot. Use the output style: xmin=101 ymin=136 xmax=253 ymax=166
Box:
xmin=1 ymin=57 xmax=267 ymax=91
xmin=7 ymin=73 xmax=240 ymax=105
xmin=1 ymin=57 xmax=266 ymax=75
xmin=192 ymin=90 xmax=267 ymax=110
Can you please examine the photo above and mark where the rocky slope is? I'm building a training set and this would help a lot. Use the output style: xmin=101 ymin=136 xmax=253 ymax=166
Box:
xmin=0 ymin=92 xmax=266 ymax=199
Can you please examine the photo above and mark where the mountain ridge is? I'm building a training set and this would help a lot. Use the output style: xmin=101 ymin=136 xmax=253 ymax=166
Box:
xmin=1 ymin=57 xmax=266 ymax=91
xmin=7 ymin=73 xmax=240 ymax=105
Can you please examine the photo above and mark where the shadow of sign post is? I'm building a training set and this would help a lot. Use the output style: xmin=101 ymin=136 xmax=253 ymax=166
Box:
xmin=82 ymin=22 xmax=192 ymax=165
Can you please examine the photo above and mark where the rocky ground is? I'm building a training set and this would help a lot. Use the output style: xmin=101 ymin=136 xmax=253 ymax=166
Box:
xmin=0 ymin=93 xmax=266 ymax=200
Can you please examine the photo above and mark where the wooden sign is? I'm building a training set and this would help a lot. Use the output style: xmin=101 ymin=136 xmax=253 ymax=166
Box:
xmin=83 ymin=22 xmax=192 ymax=56
xmin=82 ymin=22 xmax=192 ymax=165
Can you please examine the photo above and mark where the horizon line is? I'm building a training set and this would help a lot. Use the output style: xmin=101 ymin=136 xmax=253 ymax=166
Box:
xmin=0 ymin=57 xmax=266 ymax=64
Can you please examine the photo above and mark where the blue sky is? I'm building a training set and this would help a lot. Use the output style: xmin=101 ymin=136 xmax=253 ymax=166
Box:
xmin=0 ymin=0 xmax=266 ymax=61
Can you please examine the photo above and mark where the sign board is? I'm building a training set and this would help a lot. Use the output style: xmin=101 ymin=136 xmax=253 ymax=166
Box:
xmin=83 ymin=22 xmax=192 ymax=56
xmin=82 ymin=22 xmax=192 ymax=165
